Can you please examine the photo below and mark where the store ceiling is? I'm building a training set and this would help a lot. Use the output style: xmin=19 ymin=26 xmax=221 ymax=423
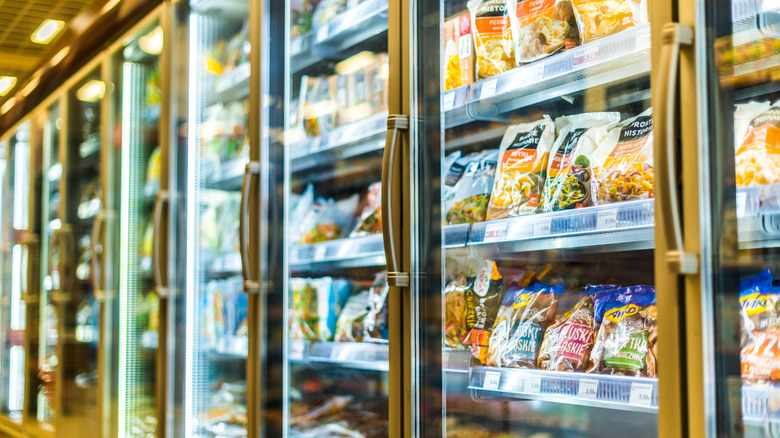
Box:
xmin=0 ymin=0 xmax=92 ymax=80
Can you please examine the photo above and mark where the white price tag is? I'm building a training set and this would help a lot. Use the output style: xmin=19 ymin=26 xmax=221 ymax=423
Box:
xmin=483 ymin=371 xmax=501 ymax=390
xmin=289 ymin=341 xmax=304 ymax=360
xmin=629 ymin=382 xmax=654 ymax=407
xmin=575 ymin=44 xmax=600 ymax=67
xmin=442 ymin=91 xmax=456 ymax=112
xmin=316 ymin=25 xmax=329 ymax=42
xmin=534 ymin=219 xmax=552 ymax=236
xmin=596 ymin=209 xmax=619 ymax=230
xmin=578 ymin=378 xmax=599 ymax=399
xmin=314 ymin=244 xmax=327 ymax=260
xmin=525 ymin=375 xmax=542 ymax=394
xmin=521 ymin=64 xmax=544 ymax=84
xmin=736 ymin=190 xmax=747 ymax=218
xmin=330 ymin=345 xmax=347 ymax=360
xmin=636 ymin=27 xmax=652 ymax=50
xmin=483 ymin=222 xmax=507 ymax=242
xmin=480 ymin=79 xmax=498 ymax=100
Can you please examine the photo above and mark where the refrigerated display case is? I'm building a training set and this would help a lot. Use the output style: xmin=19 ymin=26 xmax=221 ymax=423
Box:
xmin=0 ymin=123 xmax=30 ymax=434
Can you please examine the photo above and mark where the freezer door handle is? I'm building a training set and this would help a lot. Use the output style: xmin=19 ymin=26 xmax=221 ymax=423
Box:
xmin=21 ymin=233 xmax=40 ymax=304
xmin=240 ymin=161 xmax=261 ymax=294
xmin=153 ymin=191 xmax=170 ymax=298
xmin=50 ymin=224 xmax=75 ymax=302
xmin=382 ymin=114 xmax=410 ymax=288
xmin=90 ymin=211 xmax=106 ymax=301
xmin=658 ymin=23 xmax=697 ymax=274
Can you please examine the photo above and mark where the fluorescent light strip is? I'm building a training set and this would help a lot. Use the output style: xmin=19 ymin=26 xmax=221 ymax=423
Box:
xmin=9 ymin=346 xmax=23 ymax=411
xmin=0 ymin=77 xmax=16 ymax=96
xmin=10 ymin=245 xmax=24 ymax=331
xmin=31 ymin=19 xmax=65 ymax=45
xmin=13 ymin=137 xmax=29 ymax=230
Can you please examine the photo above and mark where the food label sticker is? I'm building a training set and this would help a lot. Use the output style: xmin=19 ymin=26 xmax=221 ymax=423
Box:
xmin=596 ymin=209 xmax=619 ymax=230
xmin=316 ymin=25 xmax=329 ymax=42
xmin=578 ymin=378 xmax=599 ymax=399
xmin=736 ymin=190 xmax=747 ymax=217
xmin=442 ymin=91 xmax=456 ymax=112
xmin=289 ymin=341 xmax=304 ymax=360
xmin=525 ymin=375 xmax=542 ymax=394
xmin=480 ymin=79 xmax=498 ymax=100
xmin=314 ymin=245 xmax=327 ymax=260
xmin=534 ymin=219 xmax=552 ymax=236
xmin=629 ymin=382 xmax=654 ymax=407
xmin=483 ymin=371 xmax=501 ymax=390
xmin=574 ymin=44 xmax=600 ymax=67
xmin=483 ymin=222 xmax=507 ymax=242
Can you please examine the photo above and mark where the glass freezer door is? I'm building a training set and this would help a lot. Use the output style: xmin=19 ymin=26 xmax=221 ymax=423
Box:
xmin=698 ymin=0 xmax=780 ymax=436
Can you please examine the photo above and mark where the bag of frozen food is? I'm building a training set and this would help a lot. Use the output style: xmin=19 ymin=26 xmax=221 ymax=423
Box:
xmin=739 ymin=270 xmax=780 ymax=384
xmin=734 ymin=103 xmax=780 ymax=187
xmin=350 ymin=182 xmax=382 ymax=237
xmin=292 ymin=277 xmax=352 ymax=342
xmin=444 ymin=12 xmax=476 ymax=91
xmin=571 ymin=0 xmax=647 ymax=44
xmin=462 ymin=259 xmax=505 ymax=364
xmin=500 ymin=283 xmax=562 ymax=368
xmin=509 ymin=0 xmax=578 ymax=64
xmin=486 ymin=272 xmax=537 ymax=366
xmin=446 ymin=150 xmax=499 ymax=224
xmin=445 ymin=274 xmax=470 ymax=349
xmin=312 ymin=0 xmax=347 ymax=28
xmin=591 ymin=108 xmax=654 ymax=204
xmin=299 ymin=194 xmax=359 ymax=244
xmin=537 ymin=284 xmax=620 ymax=371
xmin=540 ymin=112 xmax=619 ymax=212
xmin=486 ymin=117 xmax=556 ymax=219
xmin=468 ymin=0 xmax=515 ymax=79
xmin=589 ymin=285 xmax=657 ymax=376
xmin=442 ymin=151 xmax=468 ymax=215
xmin=364 ymin=273 xmax=390 ymax=343
xmin=334 ymin=290 xmax=370 ymax=342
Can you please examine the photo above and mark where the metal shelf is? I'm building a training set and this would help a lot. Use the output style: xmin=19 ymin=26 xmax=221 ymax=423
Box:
xmin=205 ymin=157 xmax=247 ymax=191
xmin=443 ymin=24 xmax=651 ymax=128
xmin=469 ymin=366 xmax=658 ymax=412
xmin=290 ymin=234 xmax=386 ymax=270
xmin=290 ymin=0 xmax=388 ymax=72
xmin=205 ymin=252 xmax=242 ymax=277
xmin=743 ymin=384 xmax=780 ymax=425
xmin=290 ymin=111 xmax=387 ymax=172
xmin=288 ymin=340 xmax=389 ymax=371
xmin=206 ymin=335 xmax=249 ymax=360
xmin=214 ymin=63 xmax=250 ymax=102
xmin=443 ymin=349 xmax=472 ymax=373
xmin=737 ymin=185 xmax=780 ymax=249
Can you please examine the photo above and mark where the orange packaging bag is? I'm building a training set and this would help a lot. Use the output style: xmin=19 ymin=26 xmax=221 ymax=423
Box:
xmin=444 ymin=12 xmax=476 ymax=91
xmin=735 ymin=104 xmax=780 ymax=187
xmin=571 ymin=0 xmax=647 ymax=44
xmin=468 ymin=0 xmax=515 ymax=79
xmin=509 ymin=0 xmax=579 ymax=64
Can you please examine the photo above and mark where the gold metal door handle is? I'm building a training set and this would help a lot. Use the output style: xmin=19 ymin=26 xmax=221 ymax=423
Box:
xmin=658 ymin=23 xmax=698 ymax=274
xmin=90 ymin=211 xmax=106 ymax=300
xmin=153 ymin=191 xmax=170 ymax=297
xmin=240 ymin=161 xmax=261 ymax=294
xmin=381 ymin=114 xmax=410 ymax=288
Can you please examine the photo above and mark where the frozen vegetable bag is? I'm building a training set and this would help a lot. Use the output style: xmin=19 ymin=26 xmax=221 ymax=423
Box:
xmin=486 ymin=117 xmax=556 ymax=219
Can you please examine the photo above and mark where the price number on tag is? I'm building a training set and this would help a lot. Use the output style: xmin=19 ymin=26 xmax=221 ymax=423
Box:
xmin=534 ymin=220 xmax=552 ymax=236
xmin=629 ymin=382 xmax=654 ymax=407
xmin=578 ymin=378 xmax=599 ymax=399
xmin=483 ymin=371 xmax=501 ymax=390
xmin=483 ymin=222 xmax=507 ymax=242
xmin=596 ymin=209 xmax=618 ymax=230
xmin=480 ymin=79 xmax=498 ymax=100
xmin=525 ymin=375 xmax=542 ymax=394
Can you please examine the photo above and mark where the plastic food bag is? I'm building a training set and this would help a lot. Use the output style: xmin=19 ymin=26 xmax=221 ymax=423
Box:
xmin=486 ymin=271 xmax=537 ymax=366
xmin=571 ymin=0 xmax=647 ymax=44
xmin=486 ymin=117 xmax=556 ymax=219
xmin=541 ymin=112 xmax=620 ymax=212
xmin=462 ymin=259 xmax=505 ymax=364
xmin=589 ymin=285 xmax=657 ymax=376
xmin=364 ymin=273 xmax=390 ymax=343
xmin=299 ymin=194 xmax=359 ymax=244
xmin=500 ymin=283 xmax=562 ymax=368
xmin=468 ymin=0 xmax=515 ymax=79
xmin=591 ymin=108 xmax=654 ymax=204
xmin=446 ymin=150 xmax=499 ymax=224
xmin=739 ymin=270 xmax=780 ymax=384
xmin=292 ymin=277 xmax=352 ymax=342
xmin=537 ymin=284 xmax=620 ymax=371
xmin=350 ymin=182 xmax=382 ymax=237
xmin=335 ymin=290 xmax=369 ymax=342
xmin=445 ymin=275 xmax=470 ymax=349
xmin=509 ymin=0 xmax=578 ymax=64
xmin=734 ymin=103 xmax=780 ymax=187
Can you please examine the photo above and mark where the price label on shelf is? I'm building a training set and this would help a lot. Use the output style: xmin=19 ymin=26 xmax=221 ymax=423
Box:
xmin=736 ymin=190 xmax=747 ymax=218
xmin=636 ymin=26 xmax=652 ymax=51
xmin=596 ymin=209 xmax=619 ymax=230
xmin=578 ymin=378 xmax=599 ymax=399
xmin=629 ymin=382 xmax=654 ymax=407
xmin=525 ymin=375 xmax=542 ymax=394
xmin=534 ymin=219 xmax=552 ymax=236
xmin=483 ymin=222 xmax=507 ymax=242
xmin=289 ymin=341 xmax=304 ymax=360
xmin=442 ymin=91 xmax=456 ymax=112
xmin=314 ymin=245 xmax=327 ymax=260
xmin=316 ymin=25 xmax=329 ymax=43
xmin=574 ymin=44 xmax=600 ymax=67
xmin=480 ymin=79 xmax=498 ymax=100
xmin=483 ymin=371 xmax=501 ymax=390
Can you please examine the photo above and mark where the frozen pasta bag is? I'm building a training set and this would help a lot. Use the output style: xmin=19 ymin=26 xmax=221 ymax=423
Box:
xmin=500 ymin=283 xmax=562 ymax=368
xmin=364 ymin=273 xmax=390 ymax=343
xmin=739 ymin=270 xmax=780 ymax=384
xmin=486 ymin=284 xmax=525 ymax=366
xmin=486 ymin=117 xmax=556 ymax=219
xmin=571 ymin=0 xmax=647 ymax=44
xmin=446 ymin=150 xmax=499 ymax=224
xmin=541 ymin=112 xmax=620 ymax=212
xmin=468 ymin=0 xmax=515 ymax=79
xmin=508 ymin=0 xmax=578 ymax=64
xmin=591 ymin=108 xmax=654 ymax=204
xmin=299 ymin=194 xmax=359 ymax=244
xmin=334 ymin=290 xmax=369 ymax=342
xmin=445 ymin=274 xmax=470 ymax=349
xmin=734 ymin=103 xmax=780 ymax=187
xmin=462 ymin=259 xmax=505 ymax=364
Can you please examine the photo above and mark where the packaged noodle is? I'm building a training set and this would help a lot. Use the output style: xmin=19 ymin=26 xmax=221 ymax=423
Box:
xmin=538 ymin=284 xmax=620 ymax=371
xmin=734 ymin=103 xmax=780 ymax=187
xmin=334 ymin=290 xmax=370 ymax=342
xmin=445 ymin=275 xmax=470 ymax=349
xmin=500 ymin=283 xmax=562 ymax=368
xmin=486 ymin=117 xmax=556 ymax=219
xmin=468 ymin=0 xmax=515 ymax=79
xmin=509 ymin=0 xmax=578 ymax=64
xmin=571 ymin=0 xmax=648 ymax=44
xmin=446 ymin=150 xmax=499 ymax=224
xmin=486 ymin=272 xmax=537 ymax=366
xmin=541 ymin=112 xmax=620 ymax=212
xmin=589 ymin=286 xmax=657 ymax=377
xmin=739 ymin=270 xmax=780 ymax=384
xmin=462 ymin=259 xmax=505 ymax=364
xmin=591 ymin=108 xmax=654 ymax=204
